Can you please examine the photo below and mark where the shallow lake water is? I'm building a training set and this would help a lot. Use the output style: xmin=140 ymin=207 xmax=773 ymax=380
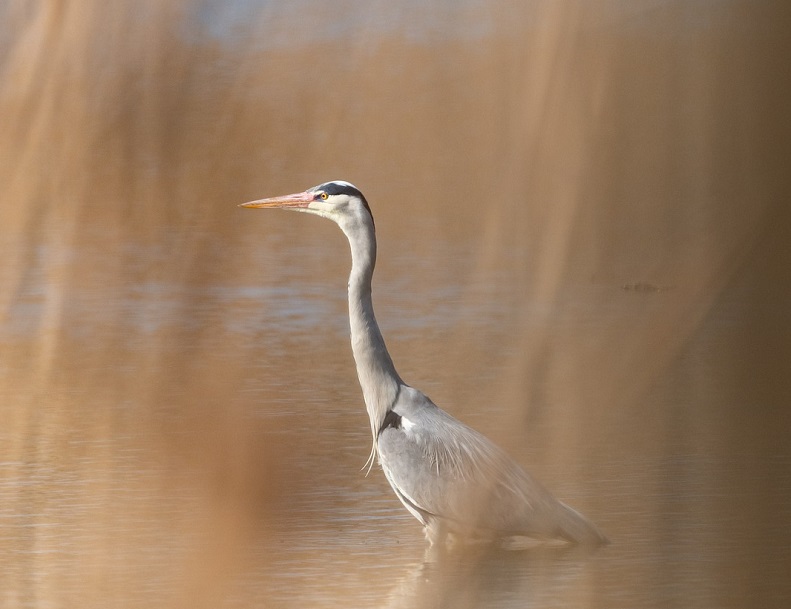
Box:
xmin=1 ymin=2 xmax=789 ymax=608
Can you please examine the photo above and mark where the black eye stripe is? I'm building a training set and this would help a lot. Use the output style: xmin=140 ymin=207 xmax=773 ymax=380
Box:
xmin=319 ymin=181 xmax=363 ymax=198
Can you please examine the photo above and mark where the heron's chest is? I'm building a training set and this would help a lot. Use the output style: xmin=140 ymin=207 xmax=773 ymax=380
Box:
xmin=378 ymin=409 xmax=416 ymax=435
xmin=376 ymin=415 xmax=436 ymax=482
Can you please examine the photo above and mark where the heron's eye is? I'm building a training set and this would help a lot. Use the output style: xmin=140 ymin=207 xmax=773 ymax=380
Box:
xmin=319 ymin=192 xmax=329 ymax=200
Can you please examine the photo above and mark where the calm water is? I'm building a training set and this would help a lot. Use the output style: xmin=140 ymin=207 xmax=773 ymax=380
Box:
xmin=1 ymin=1 xmax=790 ymax=608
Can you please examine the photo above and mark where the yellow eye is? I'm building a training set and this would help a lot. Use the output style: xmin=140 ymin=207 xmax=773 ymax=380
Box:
xmin=320 ymin=192 xmax=328 ymax=200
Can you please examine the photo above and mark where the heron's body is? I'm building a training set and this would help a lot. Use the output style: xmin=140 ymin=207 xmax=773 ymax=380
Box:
xmin=378 ymin=385 xmax=603 ymax=543
xmin=241 ymin=181 xmax=606 ymax=545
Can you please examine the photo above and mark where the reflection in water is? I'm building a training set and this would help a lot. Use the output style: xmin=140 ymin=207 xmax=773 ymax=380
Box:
xmin=385 ymin=544 xmax=604 ymax=609
xmin=1 ymin=1 xmax=790 ymax=608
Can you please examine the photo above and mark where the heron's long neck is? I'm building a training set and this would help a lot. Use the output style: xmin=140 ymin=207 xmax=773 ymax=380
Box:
xmin=344 ymin=221 xmax=402 ymax=442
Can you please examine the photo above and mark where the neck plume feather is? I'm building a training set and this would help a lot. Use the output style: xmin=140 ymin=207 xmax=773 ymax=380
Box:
xmin=341 ymin=215 xmax=402 ymax=465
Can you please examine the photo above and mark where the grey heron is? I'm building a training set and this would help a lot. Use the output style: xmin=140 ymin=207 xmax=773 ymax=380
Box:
xmin=240 ymin=180 xmax=607 ymax=546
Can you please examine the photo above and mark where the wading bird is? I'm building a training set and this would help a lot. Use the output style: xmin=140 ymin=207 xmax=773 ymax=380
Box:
xmin=240 ymin=181 xmax=606 ymax=546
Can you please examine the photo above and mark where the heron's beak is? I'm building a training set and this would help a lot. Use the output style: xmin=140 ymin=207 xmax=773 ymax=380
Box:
xmin=239 ymin=190 xmax=313 ymax=209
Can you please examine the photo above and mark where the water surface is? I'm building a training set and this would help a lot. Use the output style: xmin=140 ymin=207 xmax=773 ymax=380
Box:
xmin=1 ymin=1 xmax=789 ymax=608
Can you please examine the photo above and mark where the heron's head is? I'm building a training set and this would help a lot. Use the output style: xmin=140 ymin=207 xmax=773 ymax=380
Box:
xmin=239 ymin=180 xmax=373 ymax=230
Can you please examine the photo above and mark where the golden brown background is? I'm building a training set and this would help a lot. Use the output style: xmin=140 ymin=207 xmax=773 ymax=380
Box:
xmin=1 ymin=1 xmax=789 ymax=608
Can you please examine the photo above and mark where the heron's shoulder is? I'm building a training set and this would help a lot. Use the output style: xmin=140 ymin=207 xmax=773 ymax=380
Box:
xmin=391 ymin=385 xmax=435 ymax=412
xmin=386 ymin=386 xmax=504 ymax=463
xmin=380 ymin=407 xmax=518 ymax=499
xmin=390 ymin=385 xmax=454 ymax=429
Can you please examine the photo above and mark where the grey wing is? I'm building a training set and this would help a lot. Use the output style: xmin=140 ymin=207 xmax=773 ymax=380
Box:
xmin=377 ymin=386 xmax=605 ymax=542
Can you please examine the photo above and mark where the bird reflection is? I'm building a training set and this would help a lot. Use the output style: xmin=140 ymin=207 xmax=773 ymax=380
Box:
xmin=382 ymin=542 xmax=601 ymax=609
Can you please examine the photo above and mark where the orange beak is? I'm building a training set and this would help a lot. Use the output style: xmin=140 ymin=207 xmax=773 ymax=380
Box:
xmin=239 ymin=190 xmax=314 ymax=209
